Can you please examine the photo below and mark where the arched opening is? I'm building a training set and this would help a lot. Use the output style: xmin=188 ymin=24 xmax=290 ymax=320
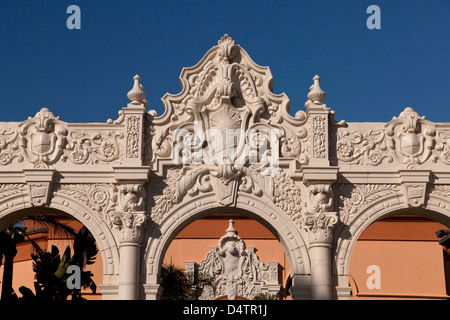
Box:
xmin=0 ymin=207 xmax=105 ymax=300
xmin=349 ymin=210 xmax=450 ymax=300
xmin=159 ymin=209 xmax=292 ymax=300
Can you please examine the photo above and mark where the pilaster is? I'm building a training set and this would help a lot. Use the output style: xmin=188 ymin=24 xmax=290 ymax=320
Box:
xmin=301 ymin=75 xmax=339 ymax=299
xmin=114 ymin=75 xmax=151 ymax=300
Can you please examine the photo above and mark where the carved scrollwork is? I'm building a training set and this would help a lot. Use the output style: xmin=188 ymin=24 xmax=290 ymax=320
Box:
xmin=336 ymin=129 xmax=392 ymax=165
xmin=0 ymin=107 xmax=125 ymax=167
xmin=0 ymin=129 xmax=22 ymax=165
xmin=150 ymin=165 xmax=303 ymax=228
xmin=67 ymin=130 xmax=123 ymax=164
xmin=147 ymin=34 xmax=310 ymax=169
xmin=55 ymin=183 xmax=118 ymax=226
xmin=335 ymin=107 xmax=450 ymax=167
xmin=338 ymin=184 xmax=402 ymax=224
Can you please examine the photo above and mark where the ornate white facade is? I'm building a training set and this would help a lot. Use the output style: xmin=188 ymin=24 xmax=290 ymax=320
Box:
xmin=0 ymin=34 xmax=449 ymax=299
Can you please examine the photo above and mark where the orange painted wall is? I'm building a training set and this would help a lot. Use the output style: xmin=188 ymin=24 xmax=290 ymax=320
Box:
xmin=349 ymin=215 xmax=450 ymax=299
xmin=4 ymin=214 xmax=449 ymax=300
xmin=163 ymin=214 xmax=292 ymax=299
xmin=0 ymin=216 xmax=103 ymax=300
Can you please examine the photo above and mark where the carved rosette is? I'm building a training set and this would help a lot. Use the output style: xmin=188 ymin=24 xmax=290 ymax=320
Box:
xmin=54 ymin=183 xmax=118 ymax=223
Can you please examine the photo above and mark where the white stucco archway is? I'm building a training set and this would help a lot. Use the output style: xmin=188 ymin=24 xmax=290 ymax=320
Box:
xmin=141 ymin=191 xmax=311 ymax=299
xmin=333 ymin=191 xmax=450 ymax=298
xmin=0 ymin=190 xmax=120 ymax=298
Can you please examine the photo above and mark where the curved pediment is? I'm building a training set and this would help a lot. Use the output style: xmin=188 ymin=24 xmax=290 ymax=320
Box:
xmin=146 ymin=34 xmax=309 ymax=172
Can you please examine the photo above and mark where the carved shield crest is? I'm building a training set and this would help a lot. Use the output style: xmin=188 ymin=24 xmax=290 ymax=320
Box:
xmin=399 ymin=132 xmax=424 ymax=157
xmin=31 ymin=132 xmax=53 ymax=155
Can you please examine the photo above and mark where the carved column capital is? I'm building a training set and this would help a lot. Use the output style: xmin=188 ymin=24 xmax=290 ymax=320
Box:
xmin=114 ymin=211 xmax=147 ymax=244
xmin=113 ymin=183 xmax=147 ymax=244
xmin=304 ymin=211 xmax=338 ymax=245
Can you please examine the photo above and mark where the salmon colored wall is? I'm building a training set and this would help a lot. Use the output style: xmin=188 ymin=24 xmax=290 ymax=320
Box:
xmin=349 ymin=215 xmax=449 ymax=299
xmin=0 ymin=216 xmax=103 ymax=300
xmin=163 ymin=214 xmax=292 ymax=299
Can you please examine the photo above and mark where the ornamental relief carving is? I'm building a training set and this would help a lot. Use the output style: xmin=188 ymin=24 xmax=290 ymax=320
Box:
xmin=54 ymin=183 xmax=118 ymax=226
xmin=312 ymin=116 xmax=327 ymax=159
xmin=126 ymin=116 xmax=140 ymax=158
xmin=185 ymin=220 xmax=280 ymax=300
xmin=146 ymin=34 xmax=310 ymax=170
xmin=335 ymin=107 xmax=450 ymax=167
xmin=0 ymin=108 xmax=124 ymax=168
xmin=337 ymin=184 xmax=402 ymax=225
xmin=0 ymin=184 xmax=27 ymax=203
xmin=54 ymin=183 xmax=147 ymax=243
xmin=66 ymin=130 xmax=123 ymax=165
xmin=150 ymin=166 xmax=303 ymax=228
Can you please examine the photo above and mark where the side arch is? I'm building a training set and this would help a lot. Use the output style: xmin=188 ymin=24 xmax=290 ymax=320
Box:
xmin=333 ymin=191 xmax=450 ymax=297
xmin=142 ymin=192 xmax=310 ymax=299
xmin=0 ymin=190 xmax=120 ymax=294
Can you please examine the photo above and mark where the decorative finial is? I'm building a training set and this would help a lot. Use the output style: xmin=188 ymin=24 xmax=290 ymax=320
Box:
xmin=218 ymin=34 xmax=236 ymax=62
xmin=226 ymin=219 xmax=237 ymax=236
xmin=306 ymin=75 xmax=327 ymax=106
xmin=127 ymin=74 xmax=147 ymax=106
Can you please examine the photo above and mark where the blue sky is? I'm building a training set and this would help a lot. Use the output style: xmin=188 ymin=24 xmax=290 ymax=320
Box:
xmin=0 ymin=0 xmax=448 ymax=123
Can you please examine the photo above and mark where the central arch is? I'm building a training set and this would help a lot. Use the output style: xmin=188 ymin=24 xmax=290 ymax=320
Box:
xmin=141 ymin=192 xmax=311 ymax=300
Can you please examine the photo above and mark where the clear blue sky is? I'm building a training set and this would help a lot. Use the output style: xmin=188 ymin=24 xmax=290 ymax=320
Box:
xmin=0 ymin=0 xmax=448 ymax=123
